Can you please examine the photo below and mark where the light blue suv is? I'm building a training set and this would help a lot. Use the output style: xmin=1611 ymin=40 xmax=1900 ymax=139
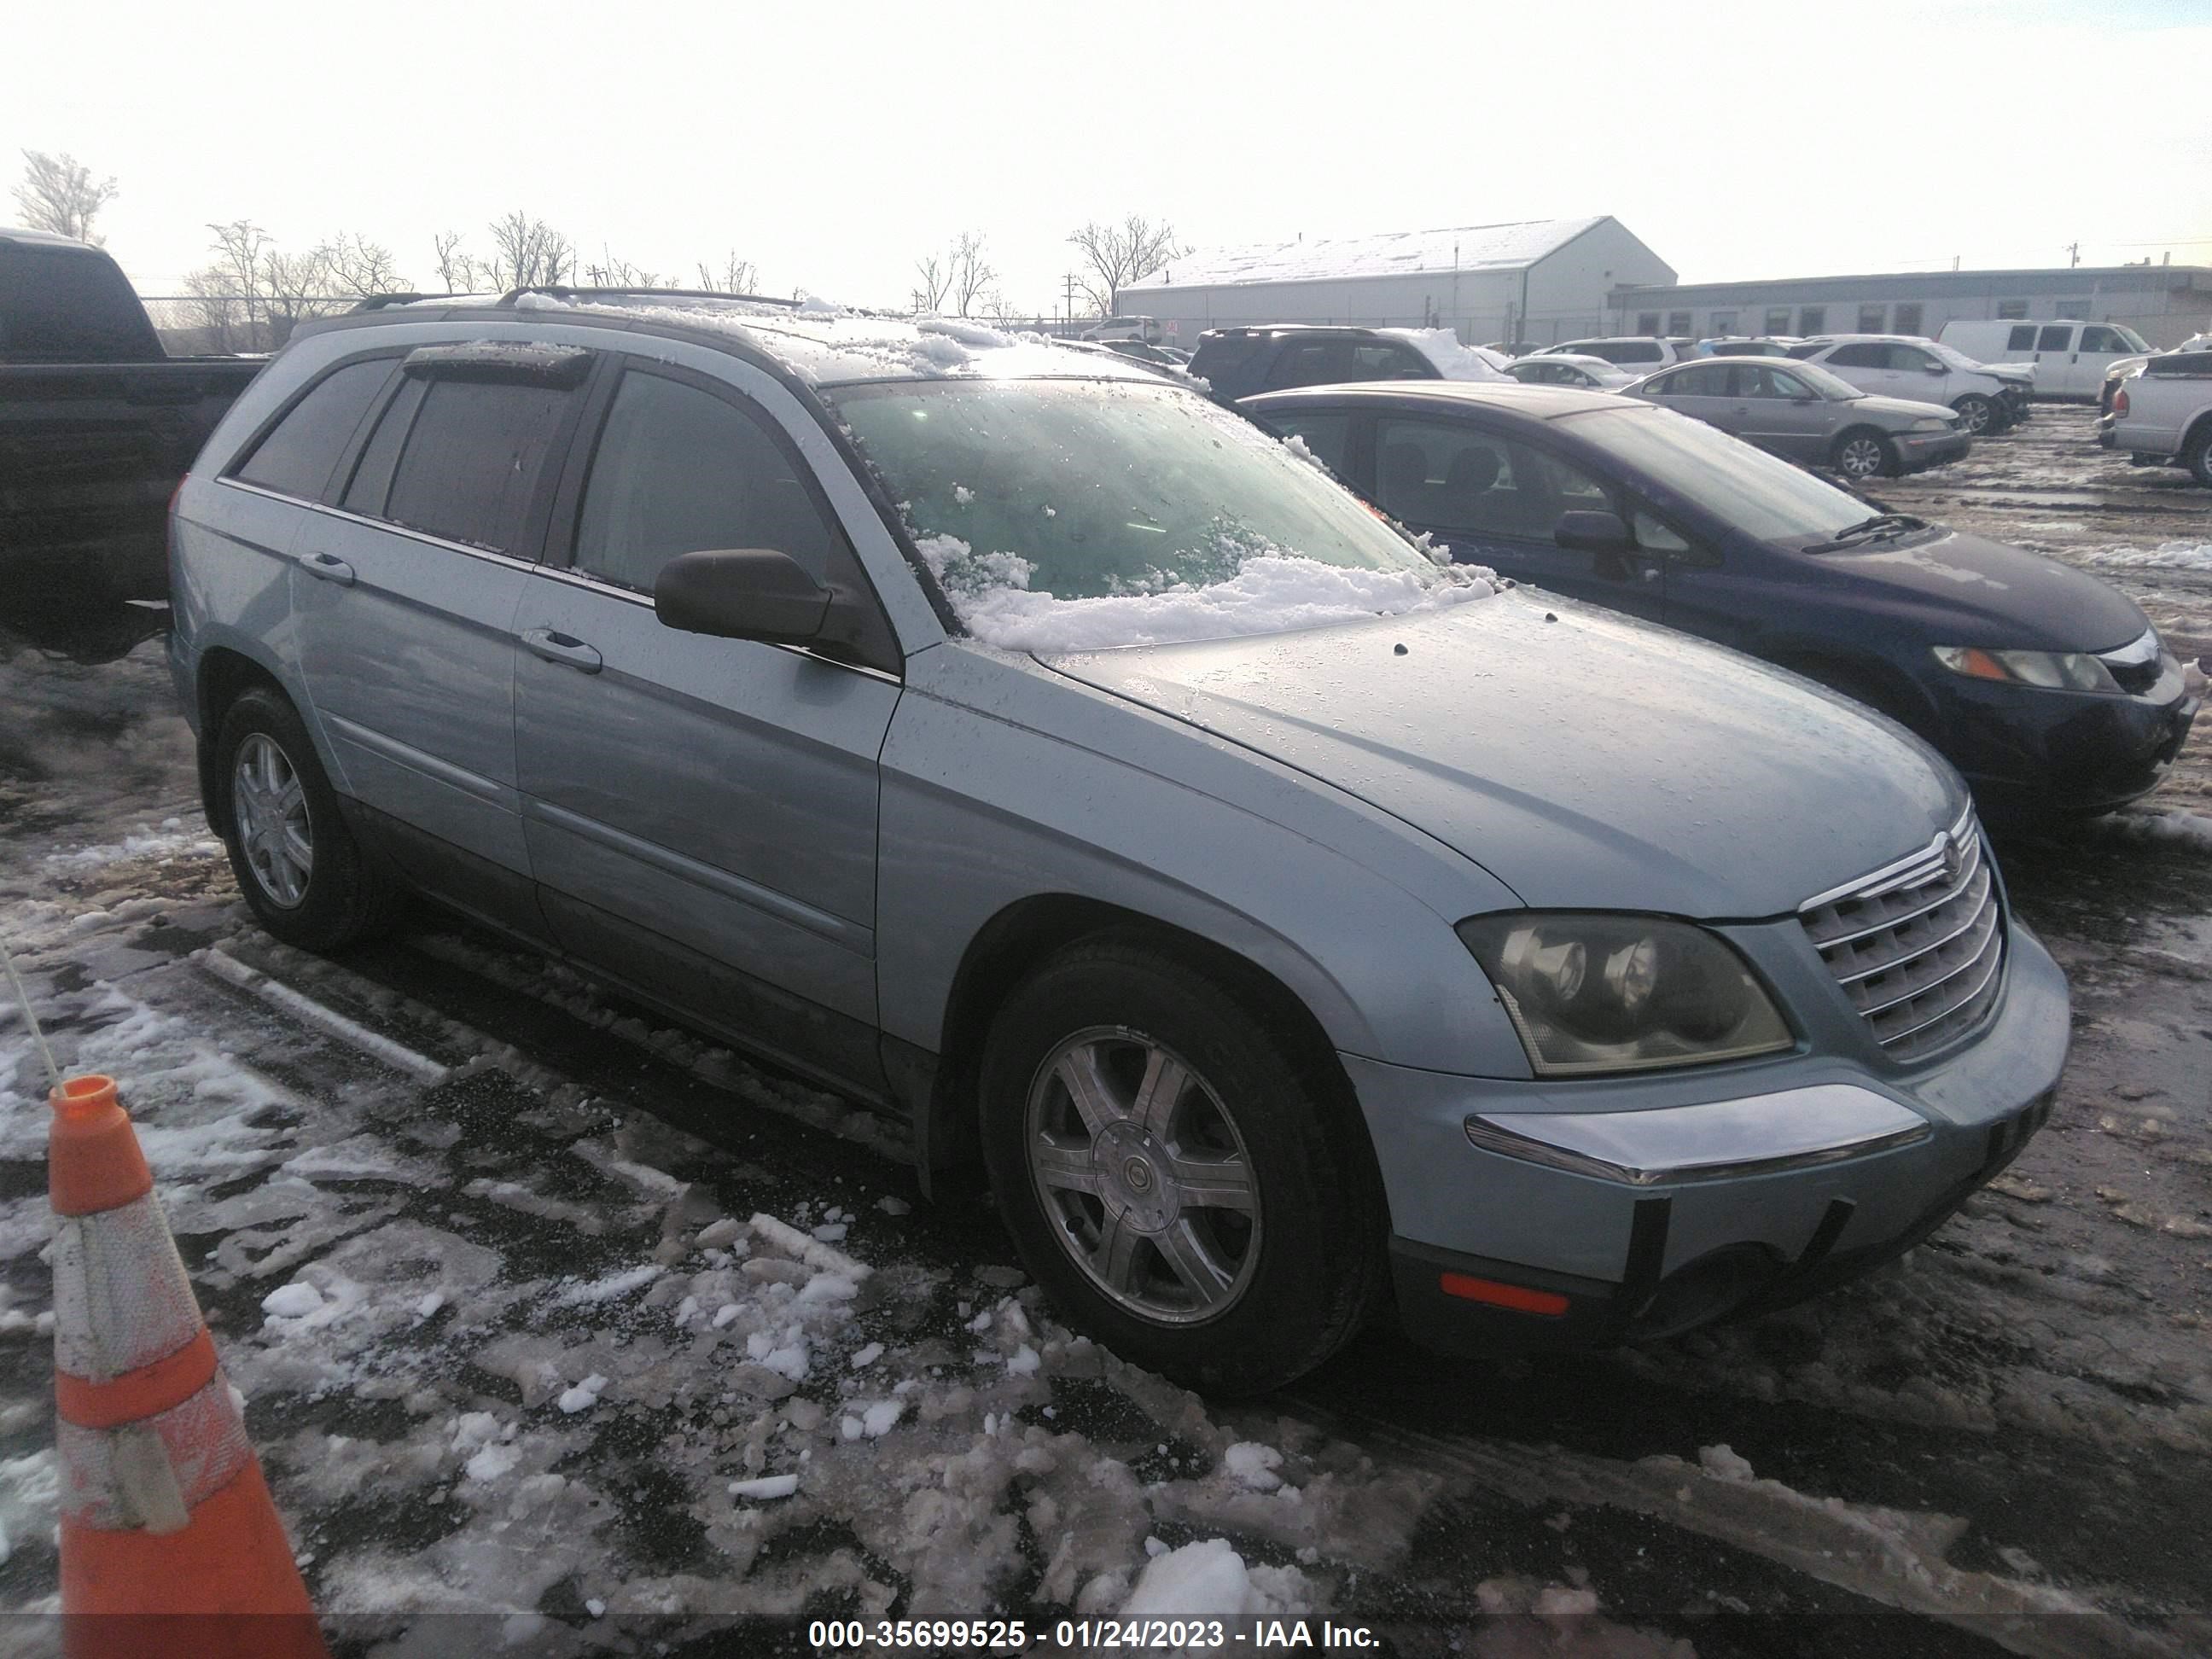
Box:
xmin=169 ymin=293 xmax=2069 ymax=1392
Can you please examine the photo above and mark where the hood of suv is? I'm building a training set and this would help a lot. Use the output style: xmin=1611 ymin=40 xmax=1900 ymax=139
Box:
xmin=1040 ymin=591 xmax=1962 ymax=919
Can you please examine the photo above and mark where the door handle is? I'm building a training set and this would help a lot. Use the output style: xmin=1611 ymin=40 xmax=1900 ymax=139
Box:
xmin=520 ymin=626 xmax=603 ymax=673
xmin=296 ymin=551 xmax=354 ymax=586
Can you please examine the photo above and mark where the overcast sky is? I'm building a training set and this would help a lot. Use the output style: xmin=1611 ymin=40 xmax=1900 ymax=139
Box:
xmin=9 ymin=0 xmax=2209 ymax=315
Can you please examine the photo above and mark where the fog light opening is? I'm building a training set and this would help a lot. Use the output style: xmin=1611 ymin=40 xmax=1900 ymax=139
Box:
xmin=1621 ymin=1244 xmax=1783 ymax=1342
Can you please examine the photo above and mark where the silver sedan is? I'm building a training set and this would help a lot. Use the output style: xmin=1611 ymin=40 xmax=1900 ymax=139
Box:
xmin=1624 ymin=356 xmax=1970 ymax=480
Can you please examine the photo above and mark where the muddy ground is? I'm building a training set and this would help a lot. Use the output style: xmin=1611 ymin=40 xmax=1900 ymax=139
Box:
xmin=0 ymin=405 xmax=2206 ymax=1657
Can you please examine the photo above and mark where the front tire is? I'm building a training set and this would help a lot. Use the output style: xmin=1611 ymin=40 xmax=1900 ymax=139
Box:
xmin=979 ymin=936 xmax=1384 ymax=1394
xmin=1833 ymin=428 xmax=1896 ymax=480
xmin=214 ymin=688 xmax=396 ymax=951
xmin=1951 ymin=394 xmax=1995 ymax=436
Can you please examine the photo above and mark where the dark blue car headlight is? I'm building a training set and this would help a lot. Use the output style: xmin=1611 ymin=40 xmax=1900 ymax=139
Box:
xmin=1458 ymin=914 xmax=1794 ymax=1077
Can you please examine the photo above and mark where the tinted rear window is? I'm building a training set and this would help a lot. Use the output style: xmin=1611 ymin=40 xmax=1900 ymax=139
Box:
xmin=0 ymin=245 xmax=162 ymax=361
xmin=380 ymin=378 xmax=576 ymax=554
xmin=233 ymin=358 xmax=395 ymax=499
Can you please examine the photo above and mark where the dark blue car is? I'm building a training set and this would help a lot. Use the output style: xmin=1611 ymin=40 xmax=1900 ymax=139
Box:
xmin=1243 ymin=381 xmax=2198 ymax=821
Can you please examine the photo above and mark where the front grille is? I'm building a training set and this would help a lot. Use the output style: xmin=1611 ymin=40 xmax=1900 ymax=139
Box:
xmin=1800 ymin=808 xmax=2005 ymax=1062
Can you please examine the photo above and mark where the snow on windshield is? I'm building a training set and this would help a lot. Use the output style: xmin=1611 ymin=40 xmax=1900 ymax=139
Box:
xmin=833 ymin=378 xmax=1498 ymax=652
xmin=1379 ymin=328 xmax=1509 ymax=381
xmin=913 ymin=534 xmax=1494 ymax=653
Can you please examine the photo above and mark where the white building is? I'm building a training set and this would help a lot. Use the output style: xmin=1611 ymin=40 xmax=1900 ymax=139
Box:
xmin=1121 ymin=216 xmax=1675 ymax=349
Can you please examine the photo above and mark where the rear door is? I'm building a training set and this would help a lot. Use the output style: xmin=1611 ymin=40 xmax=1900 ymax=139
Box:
xmin=1817 ymin=341 xmax=1899 ymax=398
xmin=290 ymin=341 xmax=592 ymax=934
xmin=1636 ymin=363 xmax=1743 ymax=437
xmin=1370 ymin=412 xmax=1669 ymax=622
xmin=513 ymin=357 xmax=903 ymax=1094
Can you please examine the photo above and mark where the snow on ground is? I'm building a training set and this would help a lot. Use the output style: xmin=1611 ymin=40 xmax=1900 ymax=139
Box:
xmin=2077 ymin=542 xmax=2212 ymax=572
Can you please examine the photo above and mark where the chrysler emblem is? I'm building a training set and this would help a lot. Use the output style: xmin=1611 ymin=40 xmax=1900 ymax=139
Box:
xmin=1941 ymin=835 xmax=1965 ymax=885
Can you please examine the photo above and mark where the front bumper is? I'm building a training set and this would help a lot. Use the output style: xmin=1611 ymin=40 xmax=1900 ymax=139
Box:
xmin=1935 ymin=666 xmax=2200 ymax=817
xmin=1893 ymin=428 xmax=1971 ymax=471
xmin=1353 ymin=917 xmax=2069 ymax=1353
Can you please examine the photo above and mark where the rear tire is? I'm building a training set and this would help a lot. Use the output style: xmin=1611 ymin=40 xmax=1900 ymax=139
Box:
xmin=1832 ymin=428 xmax=1896 ymax=480
xmin=979 ymin=935 xmax=1385 ymax=1394
xmin=2186 ymin=426 xmax=2212 ymax=491
xmin=1951 ymin=395 xmax=1995 ymax=436
xmin=213 ymin=688 xmax=397 ymax=951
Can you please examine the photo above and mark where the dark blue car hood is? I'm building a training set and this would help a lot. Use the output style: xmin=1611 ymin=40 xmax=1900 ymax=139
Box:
xmin=1043 ymin=590 xmax=1966 ymax=920
xmin=1787 ymin=527 xmax=2148 ymax=651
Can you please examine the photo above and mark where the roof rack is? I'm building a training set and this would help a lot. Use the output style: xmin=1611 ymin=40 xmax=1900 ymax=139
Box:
xmin=498 ymin=285 xmax=801 ymax=310
xmin=349 ymin=294 xmax=436 ymax=311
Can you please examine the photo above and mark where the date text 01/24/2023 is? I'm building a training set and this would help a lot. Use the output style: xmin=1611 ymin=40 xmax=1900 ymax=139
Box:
xmin=806 ymin=1618 xmax=1384 ymax=1650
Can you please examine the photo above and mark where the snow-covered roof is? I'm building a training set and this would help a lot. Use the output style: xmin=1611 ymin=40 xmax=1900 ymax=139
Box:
xmin=1126 ymin=218 xmax=1610 ymax=293
xmin=503 ymin=293 xmax=1166 ymax=387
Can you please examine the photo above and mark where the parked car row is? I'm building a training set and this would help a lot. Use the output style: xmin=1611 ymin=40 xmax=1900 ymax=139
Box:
xmin=162 ymin=288 xmax=2152 ymax=1391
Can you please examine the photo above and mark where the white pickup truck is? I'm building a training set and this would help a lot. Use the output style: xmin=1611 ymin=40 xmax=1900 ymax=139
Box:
xmin=2104 ymin=351 xmax=2212 ymax=486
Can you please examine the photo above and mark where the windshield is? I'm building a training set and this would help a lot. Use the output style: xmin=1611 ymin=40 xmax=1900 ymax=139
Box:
xmin=1564 ymin=405 xmax=1873 ymax=542
xmin=830 ymin=378 xmax=1491 ymax=649
xmin=1782 ymin=360 xmax=1865 ymax=401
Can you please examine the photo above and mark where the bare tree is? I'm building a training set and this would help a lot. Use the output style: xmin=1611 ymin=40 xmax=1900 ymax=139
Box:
xmin=1067 ymin=214 xmax=1187 ymax=318
xmin=204 ymin=220 xmax=272 ymax=344
xmin=433 ymin=230 xmax=477 ymax=294
xmin=11 ymin=150 xmax=119 ymax=242
xmin=582 ymin=248 xmax=663 ymax=287
xmin=911 ymin=250 xmax=952 ymax=314
xmin=321 ymin=232 xmax=406 ymax=297
xmin=948 ymin=230 xmax=998 ymax=319
xmin=483 ymin=211 xmax=574 ymax=290
xmin=261 ymin=246 xmax=335 ymax=345
xmin=181 ymin=267 xmax=247 ymax=352
xmin=696 ymin=253 xmax=758 ymax=294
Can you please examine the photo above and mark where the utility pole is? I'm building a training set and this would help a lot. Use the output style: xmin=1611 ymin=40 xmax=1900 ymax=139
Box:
xmin=2068 ymin=242 xmax=2081 ymax=268
xmin=1062 ymin=271 xmax=1080 ymax=335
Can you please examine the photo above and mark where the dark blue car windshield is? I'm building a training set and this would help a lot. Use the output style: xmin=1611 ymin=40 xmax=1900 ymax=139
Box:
xmin=1563 ymin=405 xmax=1871 ymax=542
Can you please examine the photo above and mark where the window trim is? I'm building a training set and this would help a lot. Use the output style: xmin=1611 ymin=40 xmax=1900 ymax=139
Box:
xmin=220 ymin=349 xmax=407 ymax=504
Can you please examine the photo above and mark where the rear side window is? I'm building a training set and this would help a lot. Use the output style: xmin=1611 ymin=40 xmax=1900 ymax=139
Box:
xmin=2006 ymin=325 xmax=2038 ymax=352
xmin=1375 ymin=416 xmax=1608 ymax=540
xmin=1656 ymin=364 xmax=1726 ymax=395
xmin=233 ymin=358 xmax=395 ymax=499
xmin=1263 ymin=342 xmax=1348 ymax=389
xmin=1825 ymin=343 xmax=1888 ymax=370
xmin=1351 ymin=343 xmax=1435 ymax=379
xmin=2036 ymin=325 xmax=2073 ymax=352
xmin=378 ymin=378 xmax=576 ymax=554
xmin=572 ymin=370 xmax=841 ymax=592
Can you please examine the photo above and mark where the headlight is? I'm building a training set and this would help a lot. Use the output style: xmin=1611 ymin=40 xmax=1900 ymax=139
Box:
xmin=1458 ymin=914 xmax=1794 ymax=1077
xmin=1909 ymin=416 xmax=1953 ymax=432
xmin=1931 ymin=645 xmax=2120 ymax=693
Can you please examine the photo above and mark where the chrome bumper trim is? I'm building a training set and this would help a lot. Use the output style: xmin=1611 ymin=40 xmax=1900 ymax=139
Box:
xmin=1464 ymin=1084 xmax=1933 ymax=1187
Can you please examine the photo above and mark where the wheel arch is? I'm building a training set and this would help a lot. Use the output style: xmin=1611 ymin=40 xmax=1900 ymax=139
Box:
xmin=1767 ymin=645 xmax=1938 ymax=735
xmin=915 ymin=893 xmax=1370 ymax=1196
xmin=194 ymin=645 xmax=294 ymax=836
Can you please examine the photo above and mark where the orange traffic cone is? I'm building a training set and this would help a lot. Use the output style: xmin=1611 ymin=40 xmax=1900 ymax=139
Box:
xmin=49 ymin=1074 xmax=328 ymax=1659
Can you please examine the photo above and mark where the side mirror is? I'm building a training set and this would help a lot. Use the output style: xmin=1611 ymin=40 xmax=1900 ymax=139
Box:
xmin=655 ymin=548 xmax=831 ymax=643
xmin=1925 ymin=364 xmax=1946 ymax=375
xmin=1554 ymin=510 xmax=1633 ymax=555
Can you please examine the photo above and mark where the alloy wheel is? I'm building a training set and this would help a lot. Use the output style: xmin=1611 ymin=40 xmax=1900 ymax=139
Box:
xmin=1837 ymin=435 xmax=1887 ymax=479
xmin=231 ymin=733 xmax=313 ymax=908
xmin=1023 ymin=1028 xmax=1260 ymax=1325
xmin=1953 ymin=398 xmax=1992 ymax=435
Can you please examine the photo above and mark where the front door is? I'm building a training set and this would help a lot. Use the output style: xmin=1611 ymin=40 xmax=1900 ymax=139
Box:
xmin=513 ymin=359 xmax=902 ymax=1095
xmin=1370 ymin=413 xmax=1669 ymax=623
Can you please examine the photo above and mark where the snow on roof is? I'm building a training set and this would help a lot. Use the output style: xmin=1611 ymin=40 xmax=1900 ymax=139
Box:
xmin=1126 ymin=217 xmax=1608 ymax=293
xmin=505 ymin=293 xmax=1164 ymax=387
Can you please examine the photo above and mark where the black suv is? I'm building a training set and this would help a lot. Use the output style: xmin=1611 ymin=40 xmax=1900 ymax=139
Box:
xmin=1187 ymin=325 xmax=1441 ymax=402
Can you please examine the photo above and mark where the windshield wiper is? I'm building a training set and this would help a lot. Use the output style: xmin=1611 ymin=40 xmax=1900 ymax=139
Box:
xmin=1818 ymin=512 xmax=1926 ymax=548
